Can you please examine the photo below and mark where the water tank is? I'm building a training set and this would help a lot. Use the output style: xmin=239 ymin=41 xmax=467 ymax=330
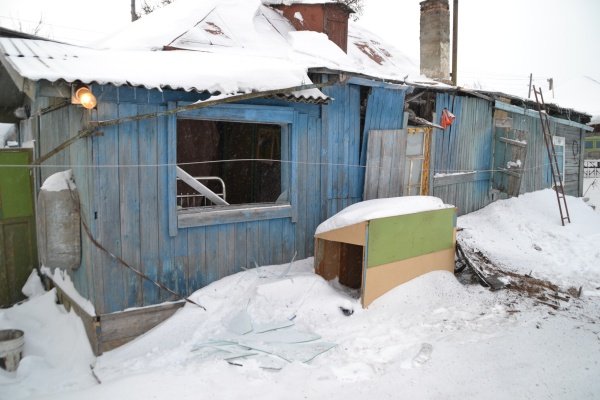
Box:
xmin=37 ymin=170 xmax=81 ymax=270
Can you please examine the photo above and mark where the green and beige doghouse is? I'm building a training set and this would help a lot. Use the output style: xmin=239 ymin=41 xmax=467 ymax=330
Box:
xmin=314 ymin=197 xmax=456 ymax=307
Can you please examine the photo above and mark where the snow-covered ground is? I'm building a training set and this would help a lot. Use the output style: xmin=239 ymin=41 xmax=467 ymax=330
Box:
xmin=1 ymin=190 xmax=599 ymax=399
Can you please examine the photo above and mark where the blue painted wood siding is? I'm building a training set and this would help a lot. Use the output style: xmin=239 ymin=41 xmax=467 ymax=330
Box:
xmin=503 ymin=111 xmax=583 ymax=197
xmin=32 ymin=82 xmax=409 ymax=314
xmin=321 ymin=83 xmax=362 ymax=219
xmin=432 ymin=93 xmax=494 ymax=215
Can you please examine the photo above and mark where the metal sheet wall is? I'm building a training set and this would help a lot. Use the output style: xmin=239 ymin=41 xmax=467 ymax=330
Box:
xmin=432 ymin=93 xmax=494 ymax=215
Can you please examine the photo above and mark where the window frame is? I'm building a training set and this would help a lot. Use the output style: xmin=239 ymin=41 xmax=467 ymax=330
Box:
xmin=167 ymin=102 xmax=298 ymax=234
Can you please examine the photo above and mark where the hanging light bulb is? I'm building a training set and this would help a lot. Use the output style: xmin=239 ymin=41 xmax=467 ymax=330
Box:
xmin=72 ymin=84 xmax=97 ymax=110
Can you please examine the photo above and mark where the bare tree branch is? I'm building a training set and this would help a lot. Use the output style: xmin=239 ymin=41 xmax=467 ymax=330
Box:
xmin=134 ymin=0 xmax=362 ymax=20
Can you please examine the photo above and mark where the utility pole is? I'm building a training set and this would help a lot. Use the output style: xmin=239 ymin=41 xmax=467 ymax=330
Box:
xmin=131 ymin=0 xmax=139 ymax=22
xmin=451 ymin=0 xmax=458 ymax=86
xmin=528 ymin=73 xmax=533 ymax=98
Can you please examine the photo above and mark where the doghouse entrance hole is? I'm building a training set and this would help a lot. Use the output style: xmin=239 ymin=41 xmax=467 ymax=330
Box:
xmin=315 ymin=240 xmax=363 ymax=290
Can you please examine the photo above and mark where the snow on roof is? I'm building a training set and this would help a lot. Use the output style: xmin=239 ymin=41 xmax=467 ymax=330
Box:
xmin=262 ymin=0 xmax=340 ymax=5
xmin=0 ymin=0 xmax=436 ymax=97
xmin=262 ymin=0 xmax=355 ymax=12
xmin=590 ymin=115 xmax=600 ymax=125
xmin=0 ymin=37 xmax=320 ymax=98
xmin=315 ymin=196 xmax=455 ymax=235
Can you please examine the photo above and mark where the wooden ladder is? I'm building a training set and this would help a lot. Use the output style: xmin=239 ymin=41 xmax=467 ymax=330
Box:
xmin=532 ymin=86 xmax=571 ymax=226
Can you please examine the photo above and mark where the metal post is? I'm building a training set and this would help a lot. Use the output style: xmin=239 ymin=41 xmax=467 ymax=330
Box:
xmin=451 ymin=0 xmax=459 ymax=86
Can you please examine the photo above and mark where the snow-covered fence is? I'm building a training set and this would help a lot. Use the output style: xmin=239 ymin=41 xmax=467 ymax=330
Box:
xmin=584 ymin=160 xmax=600 ymax=178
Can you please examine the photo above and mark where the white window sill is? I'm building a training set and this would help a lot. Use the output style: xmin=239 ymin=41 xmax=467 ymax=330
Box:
xmin=177 ymin=203 xmax=292 ymax=228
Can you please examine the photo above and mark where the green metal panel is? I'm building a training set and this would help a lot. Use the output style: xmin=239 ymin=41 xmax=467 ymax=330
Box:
xmin=366 ymin=208 xmax=455 ymax=268
xmin=0 ymin=149 xmax=37 ymax=306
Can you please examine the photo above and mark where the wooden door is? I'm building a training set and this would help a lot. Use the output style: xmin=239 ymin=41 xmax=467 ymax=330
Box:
xmin=0 ymin=149 xmax=37 ymax=306
xmin=363 ymin=127 xmax=431 ymax=200
xmin=363 ymin=129 xmax=407 ymax=200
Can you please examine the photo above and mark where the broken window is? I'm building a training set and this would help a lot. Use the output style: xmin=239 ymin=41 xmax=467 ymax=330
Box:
xmin=176 ymin=119 xmax=289 ymax=210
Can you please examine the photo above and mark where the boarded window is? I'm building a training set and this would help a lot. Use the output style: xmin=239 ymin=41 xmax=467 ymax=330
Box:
xmin=177 ymin=120 xmax=288 ymax=209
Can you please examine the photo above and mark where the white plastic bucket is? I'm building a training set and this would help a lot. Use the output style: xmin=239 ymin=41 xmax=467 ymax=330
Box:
xmin=0 ymin=329 xmax=24 ymax=372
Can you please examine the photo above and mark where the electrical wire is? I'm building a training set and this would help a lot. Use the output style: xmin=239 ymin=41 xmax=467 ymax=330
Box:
xmin=0 ymin=157 xmax=562 ymax=176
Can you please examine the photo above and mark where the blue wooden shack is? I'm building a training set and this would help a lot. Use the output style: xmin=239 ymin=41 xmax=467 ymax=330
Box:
xmin=0 ymin=0 xmax=592 ymax=353
xmin=0 ymin=0 xmax=424 ymax=353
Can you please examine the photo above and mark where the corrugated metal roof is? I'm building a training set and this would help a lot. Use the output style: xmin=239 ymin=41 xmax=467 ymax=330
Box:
xmin=0 ymin=37 xmax=329 ymax=102
xmin=0 ymin=0 xmax=439 ymax=100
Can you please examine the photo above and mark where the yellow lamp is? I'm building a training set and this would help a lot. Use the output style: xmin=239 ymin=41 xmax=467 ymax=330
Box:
xmin=72 ymin=84 xmax=97 ymax=109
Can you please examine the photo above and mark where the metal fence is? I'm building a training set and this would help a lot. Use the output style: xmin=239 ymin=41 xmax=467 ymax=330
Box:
xmin=584 ymin=160 xmax=600 ymax=178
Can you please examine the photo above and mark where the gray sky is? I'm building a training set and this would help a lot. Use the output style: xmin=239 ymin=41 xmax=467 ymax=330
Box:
xmin=1 ymin=0 xmax=598 ymax=115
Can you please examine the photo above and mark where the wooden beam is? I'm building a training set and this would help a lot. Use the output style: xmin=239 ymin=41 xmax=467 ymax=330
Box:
xmin=433 ymin=171 xmax=491 ymax=187
xmin=499 ymin=136 xmax=527 ymax=148
xmin=178 ymin=204 xmax=292 ymax=228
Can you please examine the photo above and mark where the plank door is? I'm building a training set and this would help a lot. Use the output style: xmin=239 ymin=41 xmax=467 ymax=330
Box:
xmin=0 ymin=149 xmax=38 ymax=306
xmin=492 ymin=126 xmax=528 ymax=197
xmin=363 ymin=129 xmax=407 ymax=200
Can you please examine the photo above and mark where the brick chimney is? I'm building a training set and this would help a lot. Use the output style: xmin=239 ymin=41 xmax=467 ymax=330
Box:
xmin=420 ymin=0 xmax=450 ymax=82
xmin=271 ymin=2 xmax=353 ymax=52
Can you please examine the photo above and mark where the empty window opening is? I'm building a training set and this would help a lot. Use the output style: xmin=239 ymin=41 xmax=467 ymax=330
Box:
xmin=177 ymin=119 xmax=289 ymax=209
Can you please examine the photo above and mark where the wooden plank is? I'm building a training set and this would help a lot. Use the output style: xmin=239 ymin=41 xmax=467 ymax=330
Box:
xmin=167 ymin=104 xmax=178 ymax=237
xmin=345 ymin=77 xmax=406 ymax=89
xmin=259 ymin=219 xmax=270 ymax=266
xmin=177 ymin=204 xmax=292 ymax=228
xmin=499 ymin=136 xmax=527 ymax=148
xmin=224 ymin=224 xmax=235 ymax=277
xmin=99 ymin=301 xmax=184 ymax=345
xmin=320 ymin=87 xmax=330 ymax=222
xmin=363 ymin=130 xmax=381 ymax=200
xmin=341 ymin=85 xmax=350 ymax=200
xmin=348 ymin=85 xmax=362 ymax=199
xmin=156 ymin=106 xmax=173 ymax=302
xmin=187 ymin=226 xmax=206 ymax=291
xmin=428 ymin=120 xmax=437 ymax=196
xmin=291 ymin=111 xmax=300 ymax=223
xmin=95 ymin=102 xmax=124 ymax=314
xmin=178 ymin=103 xmax=295 ymax=124
xmin=295 ymin=112 xmax=309 ymax=258
xmin=89 ymin=120 xmax=104 ymax=312
xmin=282 ymin=218 xmax=295 ymax=261
xmin=173 ymin=226 xmax=188 ymax=295
xmin=216 ymin=225 xmax=233 ymax=279
xmin=118 ymin=103 xmax=142 ymax=308
xmin=68 ymin=106 xmax=92 ymax=299
xmin=204 ymin=225 xmax=219 ymax=283
xmin=269 ymin=218 xmax=284 ymax=265
xmin=117 ymin=86 xmax=136 ymax=103
xmin=434 ymin=171 xmax=491 ymax=187
xmin=377 ymin=133 xmax=395 ymax=198
xmin=138 ymin=104 xmax=161 ymax=306
xmin=307 ymin=115 xmax=320 ymax=255
xmin=53 ymin=283 xmax=101 ymax=356
xmin=234 ymin=222 xmax=247 ymax=273
xmin=245 ymin=221 xmax=260 ymax=268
